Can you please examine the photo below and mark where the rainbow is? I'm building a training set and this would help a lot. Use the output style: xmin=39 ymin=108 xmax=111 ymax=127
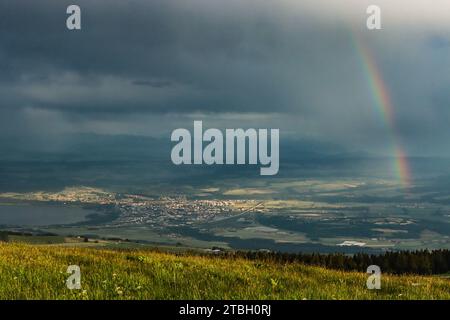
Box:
xmin=352 ymin=33 xmax=411 ymax=188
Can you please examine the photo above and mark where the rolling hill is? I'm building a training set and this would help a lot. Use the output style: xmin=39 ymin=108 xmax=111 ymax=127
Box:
xmin=0 ymin=243 xmax=449 ymax=299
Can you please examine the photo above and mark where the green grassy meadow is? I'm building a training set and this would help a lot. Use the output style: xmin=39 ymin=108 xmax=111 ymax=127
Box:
xmin=0 ymin=243 xmax=449 ymax=300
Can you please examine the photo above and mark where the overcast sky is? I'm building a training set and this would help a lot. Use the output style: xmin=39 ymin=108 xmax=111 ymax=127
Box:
xmin=0 ymin=0 xmax=449 ymax=157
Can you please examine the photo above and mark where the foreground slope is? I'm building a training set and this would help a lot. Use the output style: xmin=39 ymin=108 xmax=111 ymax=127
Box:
xmin=0 ymin=243 xmax=449 ymax=299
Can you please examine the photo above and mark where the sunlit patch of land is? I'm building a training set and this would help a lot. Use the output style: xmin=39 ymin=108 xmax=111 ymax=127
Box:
xmin=200 ymin=188 xmax=220 ymax=193
xmin=0 ymin=186 xmax=115 ymax=204
xmin=214 ymin=226 xmax=308 ymax=243
xmin=270 ymin=179 xmax=366 ymax=191
xmin=223 ymin=188 xmax=275 ymax=196
xmin=262 ymin=200 xmax=344 ymax=210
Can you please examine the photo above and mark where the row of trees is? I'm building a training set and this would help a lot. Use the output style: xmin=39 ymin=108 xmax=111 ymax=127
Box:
xmin=216 ymin=249 xmax=450 ymax=275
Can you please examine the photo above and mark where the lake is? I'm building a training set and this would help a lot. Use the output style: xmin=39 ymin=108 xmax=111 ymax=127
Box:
xmin=0 ymin=202 xmax=93 ymax=226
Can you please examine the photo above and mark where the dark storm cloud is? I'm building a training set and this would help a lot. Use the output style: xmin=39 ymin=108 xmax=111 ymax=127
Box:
xmin=0 ymin=0 xmax=449 ymax=156
xmin=0 ymin=0 xmax=356 ymax=114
